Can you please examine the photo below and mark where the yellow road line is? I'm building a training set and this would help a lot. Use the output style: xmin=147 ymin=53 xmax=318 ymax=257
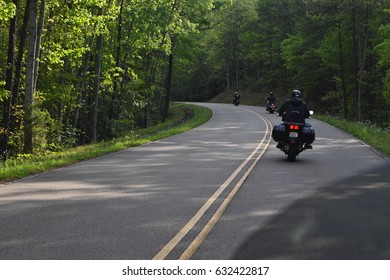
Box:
xmin=152 ymin=108 xmax=272 ymax=260
xmin=180 ymin=112 xmax=272 ymax=259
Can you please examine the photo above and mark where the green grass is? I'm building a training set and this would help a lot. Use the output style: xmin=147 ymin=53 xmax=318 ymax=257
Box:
xmin=0 ymin=103 xmax=212 ymax=183
xmin=316 ymin=115 xmax=390 ymax=157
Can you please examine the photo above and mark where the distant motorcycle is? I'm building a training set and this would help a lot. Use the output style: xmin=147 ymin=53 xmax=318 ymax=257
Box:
xmin=272 ymin=111 xmax=315 ymax=162
xmin=266 ymin=102 xmax=277 ymax=114
xmin=233 ymin=93 xmax=240 ymax=106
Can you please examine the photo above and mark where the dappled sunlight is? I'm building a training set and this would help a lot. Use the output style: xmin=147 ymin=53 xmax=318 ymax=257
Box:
xmin=291 ymin=212 xmax=316 ymax=244
xmin=0 ymin=182 xmax=167 ymax=205
xmin=312 ymin=138 xmax=372 ymax=156
xmin=249 ymin=210 xmax=279 ymax=218
xmin=359 ymin=182 xmax=389 ymax=189
xmin=314 ymin=137 xmax=360 ymax=147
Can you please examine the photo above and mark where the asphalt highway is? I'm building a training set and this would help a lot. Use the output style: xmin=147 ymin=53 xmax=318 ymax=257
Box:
xmin=0 ymin=103 xmax=388 ymax=260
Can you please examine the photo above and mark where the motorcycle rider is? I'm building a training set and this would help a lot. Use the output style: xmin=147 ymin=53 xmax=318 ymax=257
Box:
xmin=277 ymin=89 xmax=313 ymax=149
xmin=266 ymin=92 xmax=276 ymax=106
xmin=233 ymin=91 xmax=240 ymax=105
xmin=278 ymin=89 xmax=310 ymax=122
xmin=266 ymin=92 xmax=276 ymax=112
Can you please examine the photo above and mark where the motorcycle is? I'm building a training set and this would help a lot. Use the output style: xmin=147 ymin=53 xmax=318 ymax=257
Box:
xmin=266 ymin=102 xmax=277 ymax=114
xmin=272 ymin=111 xmax=315 ymax=162
xmin=233 ymin=94 xmax=240 ymax=106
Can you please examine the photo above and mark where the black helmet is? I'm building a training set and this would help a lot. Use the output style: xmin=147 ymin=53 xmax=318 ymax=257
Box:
xmin=270 ymin=92 xmax=273 ymax=96
xmin=291 ymin=89 xmax=301 ymax=98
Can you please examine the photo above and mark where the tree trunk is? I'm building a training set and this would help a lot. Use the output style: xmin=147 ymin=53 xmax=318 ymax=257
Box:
xmin=1 ymin=0 xmax=18 ymax=161
xmin=144 ymin=61 xmax=157 ymax=128
xmin=91 ymin=7 xmax=105 ymax=143
xmin=227 ymin=63 xmax=230 ymax=91
xmin=10 ymin=0 xmax=30 ymax=135
xmin=356 ymin=5 xmax=370 ymax=122
xmin=73 ymin=31 xmax=96 ymax=134
xmin=24 ymin=0 xmax=38 ymax=154
xmin=337 ymin=21 xmax=348 ymax=120
xmin=351 ymin=3 xmax=360 ymax=120
xmin=357 ymin=30 xmax=369 ymax=122
xmin=162 ymin=52 xmax=174 ymax=122
xmin=109 ymin=0 xmax=124 ymax=121
xmin=33 ymin=0 xmax=46 ymax=90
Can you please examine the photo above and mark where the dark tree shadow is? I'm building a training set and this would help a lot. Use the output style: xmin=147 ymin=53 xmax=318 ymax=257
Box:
xmin=233 ymin=163 xmax=390 ymax=259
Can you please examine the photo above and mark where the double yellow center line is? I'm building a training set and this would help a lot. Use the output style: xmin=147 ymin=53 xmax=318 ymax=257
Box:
xmin=153 ymin=108 xmax=273 ymax=260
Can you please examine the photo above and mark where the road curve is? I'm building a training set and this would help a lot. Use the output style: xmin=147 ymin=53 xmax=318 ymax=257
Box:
xmin=0 ymin=103 xmax=388 ymax=260
xmin=0 ymin=103 xmax=269 ymax=259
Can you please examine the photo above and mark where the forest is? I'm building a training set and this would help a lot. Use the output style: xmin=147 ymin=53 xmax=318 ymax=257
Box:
xmin=0 ymin=0 xmax=389 ymax=162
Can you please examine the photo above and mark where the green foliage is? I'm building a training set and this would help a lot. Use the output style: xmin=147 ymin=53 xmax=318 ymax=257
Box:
xmin=375 ymin=10 xmax=390 ymax=102
xmin=281 ymin=34 xmax=305 ymax=71
xmin=0 ymin=81 xmax=9 ymax=102
xmin=0 ymin=1 xmax=16 ymax=22
xmin=0 ymin=0 xmax=215 ymax=162
xmin=171 ymin=0 xmax=389 ymax=124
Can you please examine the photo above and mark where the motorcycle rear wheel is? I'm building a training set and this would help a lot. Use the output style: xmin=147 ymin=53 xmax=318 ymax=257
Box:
xmin=287 ymin=143 xmax=297 ymax=162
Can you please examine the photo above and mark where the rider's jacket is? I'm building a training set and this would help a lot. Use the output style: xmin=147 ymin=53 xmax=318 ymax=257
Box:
xmin=266 ymin=96 xmax=276 ymax=104
xmin=278 ymin=97 xmax=310 ymax=123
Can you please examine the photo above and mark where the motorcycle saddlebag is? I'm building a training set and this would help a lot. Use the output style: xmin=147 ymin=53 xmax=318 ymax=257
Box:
xmin=272 ymin=123 xmax=286 ymax=142
xmin=301 ymin=126 xmax=315 ymax=144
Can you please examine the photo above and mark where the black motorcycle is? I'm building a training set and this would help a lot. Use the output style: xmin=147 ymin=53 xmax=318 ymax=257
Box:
xmin=272 ymin=111 xmax=315 ymax=161
xmin=233 ymin=94 xmax=240 ymax=106
xmin=266 ymin=101 xmax=277 ymax=113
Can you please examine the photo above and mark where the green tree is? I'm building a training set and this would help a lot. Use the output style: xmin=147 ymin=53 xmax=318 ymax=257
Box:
xmin=376 ymin=9 xmax=390 ymax=103
xmin=1 ymin=0 xmax=18 ymax=161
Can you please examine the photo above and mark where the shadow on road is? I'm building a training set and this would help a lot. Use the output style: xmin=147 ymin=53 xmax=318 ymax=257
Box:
xmin=233 ymin=163 xmax=390 ymax=259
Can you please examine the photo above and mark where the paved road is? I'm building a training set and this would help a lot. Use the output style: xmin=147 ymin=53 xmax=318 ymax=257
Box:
xmin=0 ymin=103 xmax=389 ymax=260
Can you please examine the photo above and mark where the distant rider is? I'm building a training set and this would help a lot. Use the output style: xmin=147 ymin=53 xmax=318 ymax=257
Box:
xmin=233 ymin=92 xmax=240 ymax=105
xmin=266 ymin=92 xmax=276 ymax=106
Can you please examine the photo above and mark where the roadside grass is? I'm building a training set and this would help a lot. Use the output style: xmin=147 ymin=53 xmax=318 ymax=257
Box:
xmin=316 ymin=115 xmax=390 ymax=158
xmin=0 ymin=103 xmax=212 ymax=183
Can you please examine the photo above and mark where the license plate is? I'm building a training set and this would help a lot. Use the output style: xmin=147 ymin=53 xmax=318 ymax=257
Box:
xmin=289 ymin=132 xmax=298 ymax=138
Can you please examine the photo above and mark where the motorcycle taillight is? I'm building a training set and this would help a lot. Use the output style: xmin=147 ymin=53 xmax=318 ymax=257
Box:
xmin=289 ymin=124 xmax=299 ymax=130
